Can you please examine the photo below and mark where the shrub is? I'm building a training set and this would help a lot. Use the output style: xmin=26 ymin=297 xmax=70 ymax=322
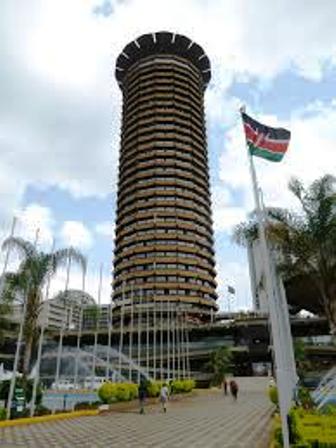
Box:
xmin=115 ymin=383 xmax=130 ymax=402
xmin=0 ymin=378 xmax=43 ymax=407
xmin=297 ymin=387 xmax=315 ymax=409
xmin=268 ymin=385 xmax=278 ymax=406
xmin=98 ymin=383 xmax=138 ymax=404
xmin=0 ymin=407 xmax=6 ymax=420
xmin=322 ymin=404 xmax=336 ymax=415
xmin=147 ymin=381 xmax=163 ymax=398
xmin=34 ymin=405 xmax=51 ymax=416
xmin=171 ymin=379 xmax=195 ymax=394
xmin=74 ymin=401 xmax=101 ymax=411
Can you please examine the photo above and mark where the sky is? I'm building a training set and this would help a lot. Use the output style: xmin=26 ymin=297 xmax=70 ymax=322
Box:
xmin=1 ymin=0 xmax=336 ymax=309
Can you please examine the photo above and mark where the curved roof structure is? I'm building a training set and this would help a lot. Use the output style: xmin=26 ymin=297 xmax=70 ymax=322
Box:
xmin=52 ymin=289 xmax=96 ymax=306
xmin=115 ymin=31 xmax=211 ymax=89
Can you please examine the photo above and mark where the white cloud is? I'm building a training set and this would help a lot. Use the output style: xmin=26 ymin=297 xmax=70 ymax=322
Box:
xmin=60 ymin=221 xmax=93 ymax=250
xmin=0 ymin=0 xmax=335 ymax=226
xmin=2 ymin=0 xmax=336 ymax=312
xmin=49 ymin=263 xmax=112 ymax=304
xmin=95 ymin=221 xmax=115 ymax=239
xmin=219 ymin=100 xmax=336 ymax=214
xmin=216 ymin=259 xmax=251 ymax=312
xmin=212 ymin=185 xmax=247 ymax=232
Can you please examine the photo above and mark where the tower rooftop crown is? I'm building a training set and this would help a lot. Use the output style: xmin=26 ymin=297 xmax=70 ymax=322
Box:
xmin=115 ymin=31 xmax=211 ymax=89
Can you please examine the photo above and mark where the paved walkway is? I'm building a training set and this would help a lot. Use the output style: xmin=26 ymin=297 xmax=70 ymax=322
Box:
xmin=0 ymin=383 xmax=272 ymax=447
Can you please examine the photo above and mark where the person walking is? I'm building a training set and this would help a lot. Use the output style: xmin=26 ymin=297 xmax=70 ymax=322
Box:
xmin=223 ymin=378 xmax=228 ymax=396
xmin=229 ymin=379 xmax=238 ymax=401
xmin=160 ymin=383 xmax=169 ymax=413
xmin=138 ymin=378 xmax=147 ymax=414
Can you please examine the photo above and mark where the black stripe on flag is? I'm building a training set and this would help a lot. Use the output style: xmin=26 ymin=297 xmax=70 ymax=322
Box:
xmin=242 ymin=112 xmax=290 ymax=141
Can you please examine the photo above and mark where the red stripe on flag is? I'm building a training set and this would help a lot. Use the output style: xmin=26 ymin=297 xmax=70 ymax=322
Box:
xmin=243 ymin=123 xmax=289 ymax=154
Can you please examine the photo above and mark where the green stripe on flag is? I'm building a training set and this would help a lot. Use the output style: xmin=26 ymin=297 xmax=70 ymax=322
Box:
xmin=248 ymin=143 xmax=284 ymax=162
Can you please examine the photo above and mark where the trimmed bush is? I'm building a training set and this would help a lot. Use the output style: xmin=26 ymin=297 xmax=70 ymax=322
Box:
xmin=171 ymin=379 xmax=195 ymax=394
xmin=0 ymin=407 xmax=6 ymax=420
xmin=74 ymin=401 xmax=101 ymax=411
xmin=147 ymin=381 xmax=164 ymax=398
xmin=268 ymin=385 xmax=278 ymax=406
xmin=98 ymin=383 xmax=138 ymax=404
xmin=34 ymin=405 xmax=51 ymax=416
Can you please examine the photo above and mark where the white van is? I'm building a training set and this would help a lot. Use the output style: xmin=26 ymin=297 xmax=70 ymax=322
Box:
xmin=83 ymin=376 xmax=106 ymax=390
xmin=51 ymin=379 xmax=75 ymax=391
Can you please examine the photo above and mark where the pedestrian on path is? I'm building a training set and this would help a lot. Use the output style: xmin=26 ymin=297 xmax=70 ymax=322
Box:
xmin=223 ymin=378 xmax=228 ymax=396
xmin=138 ymin=378 xmax=147 ymax=414
xmin=229 ymin=380 xmax=238 ymax=401
xmin=160 ymin=383 xmax=169 ymax=413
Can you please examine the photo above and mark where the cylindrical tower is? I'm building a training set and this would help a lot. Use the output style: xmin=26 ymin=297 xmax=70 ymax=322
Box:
xmin=113 ymin=31 xmax=217 ymax=321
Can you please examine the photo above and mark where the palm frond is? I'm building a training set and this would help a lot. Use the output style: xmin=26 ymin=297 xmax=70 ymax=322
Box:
xmin=51 ymin=247 xmax=87 ymax=273
xmin=1 ymin=237 xmax=37 ymax=260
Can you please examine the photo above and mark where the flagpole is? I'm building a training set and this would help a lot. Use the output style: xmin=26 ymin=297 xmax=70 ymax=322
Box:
xmin=167 ymin=300 xmax=170 ymax=381
xmin=153 ymin=296 xmax=156 ymax=380
xmin=54 ymin=251 xmax=71 ymax=402
xmin=30 ymin=238 xmax=55 ymax=416
xmin=160 ymin=300 xmax=163 ymax=380
xmin=118 ymin=281 xmax=125 ymax=381
xmin=128 ymin=284 xmax=134 ymax=382
xmin=91 ymin=263 xmax=103 ymax=389
xmin=172 ymin=303 xmax=175 ymax=379
xmin=137 ymin=287 xmax=142 ymax=384
xmin=146 ymin=297 xmax=149 ymax=377
xmin=75 ymin=265 xmax=86 ymax=387
xmin=106 ymin=296 xmax=113 ymax=381
xmin=245 ymin=130 xmax=291 ymax=448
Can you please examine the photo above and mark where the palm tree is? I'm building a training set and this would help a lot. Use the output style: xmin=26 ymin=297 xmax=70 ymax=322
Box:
xmin=0 ymin=298 xmax=11 ymax=345
xmin=1 ymin=237 xmax=86 ymax=375
xmin=233 ymin=174 xmax=336 ymax=336
xmin=204 ymin=346 xmax=232 ymax=386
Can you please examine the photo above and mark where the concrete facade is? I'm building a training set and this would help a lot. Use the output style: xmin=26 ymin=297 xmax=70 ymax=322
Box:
xmin=113 ymin=32 xmax=217 ymax=322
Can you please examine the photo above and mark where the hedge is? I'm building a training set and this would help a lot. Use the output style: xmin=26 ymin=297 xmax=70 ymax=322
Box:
xmin=271 ymin=407 xmax=336 ymax=447
xmin=0 ymin=408 xmax=6 ymax=421
xmin=98 ymin=379 xmax=196 ymax=404
xmin=98 ymin=383 xmax=138 ymax=404
xmin=170 ymin=379 xmax=195 ymax=394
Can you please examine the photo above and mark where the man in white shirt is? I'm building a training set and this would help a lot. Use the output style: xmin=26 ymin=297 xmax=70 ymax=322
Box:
xmin=160 ymin=383 xmax=169 ymax=413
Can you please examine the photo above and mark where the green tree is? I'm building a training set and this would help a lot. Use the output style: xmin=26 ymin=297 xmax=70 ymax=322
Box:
xmin=204 ymin=346 xmax=232 ymax=386
xmin=1 ymin=237 xmax=86 ymax=375
xmin=233 ymin=175 xmax=336 ymax=337
xmin=0 ymin=296 xmax=11 ymax=345
xmin=293 ymin=339 xmax=311 ymax=378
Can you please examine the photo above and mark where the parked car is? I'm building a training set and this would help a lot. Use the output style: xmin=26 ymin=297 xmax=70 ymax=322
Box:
xmin=83 ymin=376 xmax=107 ymax=390
xmin=51 ymin=379 xmax=75 ymax=391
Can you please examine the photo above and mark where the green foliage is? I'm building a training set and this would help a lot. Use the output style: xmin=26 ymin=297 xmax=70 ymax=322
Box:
xmin=0 ymin=407 xmax=6 ymax=420
xmin=297 ymin=387 xmax=315 ymax=409
xmin=294 ymin=340 xmax=312 ymax=377
xmin=268 ymin=385 xmax=279 ymax=406
xmin=0 ymin=378 xmax=43 ymax=406
xmin=34 ymin=405 xmax=51 ymax=416
xmin=233 ymin=175 xmax=336 ymax=335
xmin=170 ymin=379 xmax=195 ymax=394
xmin=0 ymin=238 xmax=87 ymax=373
xmin=0 ymin=299 xmax=11 ymax=344
xmin=146 ymin=381 xmax=164 ymax=398
xmin=321 ymin=404 xmax=336 ymax=415
xmin=74 ymin=401 xmax=101 ymax=411
xmin=203 ymin=346 xmax=232 ymax=386
xmin=98 ymin=382 xmax=138 ymax=404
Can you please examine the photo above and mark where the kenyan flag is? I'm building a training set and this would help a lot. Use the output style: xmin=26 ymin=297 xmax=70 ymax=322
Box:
xmin=241 ymin=111 xmax=290 ymax=162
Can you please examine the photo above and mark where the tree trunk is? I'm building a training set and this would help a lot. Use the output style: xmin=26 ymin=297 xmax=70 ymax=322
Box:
xmin=23 ymin=333 xmax=33 ymax=376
